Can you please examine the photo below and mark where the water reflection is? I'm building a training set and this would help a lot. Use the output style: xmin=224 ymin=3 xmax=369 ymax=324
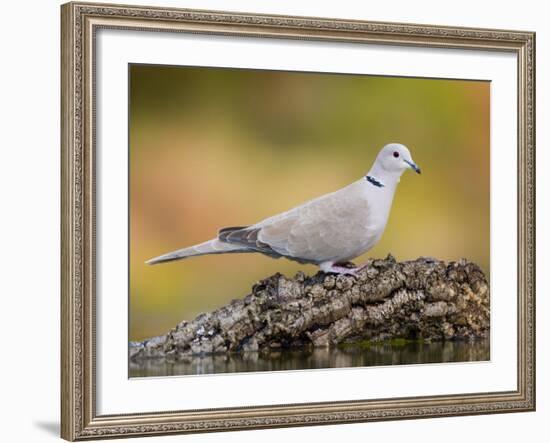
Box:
xmin=129 ymin=339 xmax=490 ymax=378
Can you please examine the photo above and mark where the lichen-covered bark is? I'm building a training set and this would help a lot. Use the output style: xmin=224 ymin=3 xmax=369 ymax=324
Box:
xmin=130 ymin=256 xmax=489 ymax=361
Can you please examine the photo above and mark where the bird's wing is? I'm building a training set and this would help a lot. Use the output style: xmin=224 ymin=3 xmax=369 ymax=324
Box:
xmin=218 ymin=226 xmax=282 ymax=259
xmin=223 ymin=181 xmax=371 ymax=264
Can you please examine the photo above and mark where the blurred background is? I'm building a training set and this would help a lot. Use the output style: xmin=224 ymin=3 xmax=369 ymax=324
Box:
xmin=130 ymin=65 xmax=489 ymax=341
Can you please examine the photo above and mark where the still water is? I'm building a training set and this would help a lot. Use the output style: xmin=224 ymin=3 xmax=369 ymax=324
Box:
xmin=129 ymin=339 xmax=489 ymax=378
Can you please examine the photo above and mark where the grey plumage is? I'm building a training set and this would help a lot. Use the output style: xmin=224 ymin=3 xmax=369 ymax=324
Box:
xmin=146 ymin=143 xmax=421 ymax=274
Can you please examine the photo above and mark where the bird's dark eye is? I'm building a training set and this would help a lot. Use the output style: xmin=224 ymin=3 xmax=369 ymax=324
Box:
xmin=393 ymin=151 xmax=399 ymax=158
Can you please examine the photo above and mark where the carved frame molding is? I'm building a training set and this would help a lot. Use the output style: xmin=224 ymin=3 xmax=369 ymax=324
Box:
xmin=61 ymin=2 xmax=535 ymax=440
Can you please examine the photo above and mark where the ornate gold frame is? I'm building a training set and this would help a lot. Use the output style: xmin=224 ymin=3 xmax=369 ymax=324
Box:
xmin=61 ymin=2 xmax=536 ymax=440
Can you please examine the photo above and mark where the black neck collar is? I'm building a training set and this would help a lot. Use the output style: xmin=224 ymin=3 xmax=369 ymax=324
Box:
xmin=365 ymin=175 xmax=384 ymax=188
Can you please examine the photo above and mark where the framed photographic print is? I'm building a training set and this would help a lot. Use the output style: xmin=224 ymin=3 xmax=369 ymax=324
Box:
xmin=61 ymin=1 xmax=536 ymax=440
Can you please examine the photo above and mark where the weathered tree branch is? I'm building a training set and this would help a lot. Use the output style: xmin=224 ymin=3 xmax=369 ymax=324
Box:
xmin=130 ymin=255 xmax=489 ymax=362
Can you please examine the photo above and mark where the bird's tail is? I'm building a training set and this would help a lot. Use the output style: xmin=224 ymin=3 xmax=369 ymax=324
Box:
xmin=145 ymin=239 xmax=249 ymax=265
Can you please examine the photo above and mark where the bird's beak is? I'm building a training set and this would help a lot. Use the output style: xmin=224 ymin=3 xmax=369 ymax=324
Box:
xmin=404 ymin=159 xmax=421 ymax=174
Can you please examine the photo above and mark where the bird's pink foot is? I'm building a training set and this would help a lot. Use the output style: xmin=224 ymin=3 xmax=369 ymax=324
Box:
xmin=320 ymin=262 xmax=368 ymax=276
xmin=351 ymin=262 xmax=370 ymax=273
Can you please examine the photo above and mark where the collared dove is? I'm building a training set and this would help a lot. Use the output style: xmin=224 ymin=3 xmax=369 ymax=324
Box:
xmin=146 ymin=143 xmax=421 ymax=275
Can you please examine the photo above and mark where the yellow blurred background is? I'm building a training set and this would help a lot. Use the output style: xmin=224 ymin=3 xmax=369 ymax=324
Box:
xmin=129 ymin=65 xmax=489 ymax=341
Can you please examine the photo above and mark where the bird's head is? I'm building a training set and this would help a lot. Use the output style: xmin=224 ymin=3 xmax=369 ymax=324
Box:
xmin=374 ymin=143 xmax=421 ymax=176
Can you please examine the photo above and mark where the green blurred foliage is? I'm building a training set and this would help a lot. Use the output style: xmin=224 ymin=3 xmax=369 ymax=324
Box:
xmin=130 ymin=65 xmax=490 ymax=341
